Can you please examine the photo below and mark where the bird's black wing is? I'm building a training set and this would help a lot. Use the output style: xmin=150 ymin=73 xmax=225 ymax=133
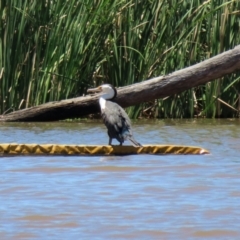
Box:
xmin=102 ymin=101 xmax=132 ymax=139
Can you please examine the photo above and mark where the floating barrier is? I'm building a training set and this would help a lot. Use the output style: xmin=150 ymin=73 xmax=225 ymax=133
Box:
xmin=0 ymin=144 xmax=209 ymax=156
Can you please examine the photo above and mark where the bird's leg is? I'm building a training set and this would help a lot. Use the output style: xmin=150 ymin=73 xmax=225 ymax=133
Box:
xmin=108 ymin=138 xmax=112 ymax=145
xmin=119 ymin=142 xmax=123 ymax=146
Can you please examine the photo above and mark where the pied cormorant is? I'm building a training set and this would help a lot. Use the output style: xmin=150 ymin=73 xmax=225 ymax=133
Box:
xmin=87 ymin=84 xmax=142 ymax=147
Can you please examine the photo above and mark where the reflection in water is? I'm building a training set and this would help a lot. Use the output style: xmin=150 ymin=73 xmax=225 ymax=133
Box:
xmin=0 ymin=119 xmax=240 ymax=239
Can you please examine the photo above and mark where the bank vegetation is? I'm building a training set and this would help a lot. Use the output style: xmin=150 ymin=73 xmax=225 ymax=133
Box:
xmin=1 ymin=0 xmax=240 ymax=118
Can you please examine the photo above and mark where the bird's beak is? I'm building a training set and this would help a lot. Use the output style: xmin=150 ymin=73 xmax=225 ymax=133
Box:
xmin=87 ymin=86 xmax=102 ymax=94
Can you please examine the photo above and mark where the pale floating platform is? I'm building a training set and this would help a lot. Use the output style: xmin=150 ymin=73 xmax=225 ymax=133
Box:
xmin=0 ymin=144 xmax=209 ymax=156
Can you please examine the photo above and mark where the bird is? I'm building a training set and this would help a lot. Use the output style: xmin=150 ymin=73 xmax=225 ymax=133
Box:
xmin=87 ymin=84 xmax=142 ymax=147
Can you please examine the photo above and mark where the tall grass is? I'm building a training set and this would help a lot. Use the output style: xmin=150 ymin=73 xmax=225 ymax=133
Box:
xmin=1 ymin=0 xmax=240 ymax=118
xmin=1 ymin=0 xmax=116 ymax=111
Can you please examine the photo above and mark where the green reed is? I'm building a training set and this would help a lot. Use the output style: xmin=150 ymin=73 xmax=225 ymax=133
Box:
xmin=1 ymin=0 xmax=115 ymax=112
xmin=1 ymin=0 xmax=240 ymax=118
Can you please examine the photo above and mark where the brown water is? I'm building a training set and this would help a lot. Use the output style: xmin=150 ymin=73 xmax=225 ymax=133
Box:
xmin=0 ymin=119 xmax=240 ymax=239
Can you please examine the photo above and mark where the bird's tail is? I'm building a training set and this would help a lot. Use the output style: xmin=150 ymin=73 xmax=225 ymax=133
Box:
xmin=128 ymin=137 xmax=142 ymax=147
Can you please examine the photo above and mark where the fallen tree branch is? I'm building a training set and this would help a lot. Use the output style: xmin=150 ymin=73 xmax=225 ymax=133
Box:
xmin=1 ymin=45 xmax=240 ymax=121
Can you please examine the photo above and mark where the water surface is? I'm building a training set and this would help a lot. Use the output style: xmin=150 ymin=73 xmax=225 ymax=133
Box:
xmin=0 ymin=119 xmax=240 ymax=239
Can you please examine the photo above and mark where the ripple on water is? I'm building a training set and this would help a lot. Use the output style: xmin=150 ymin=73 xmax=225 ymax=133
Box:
xmin=0 ymin=120 xmax=240 ymax=239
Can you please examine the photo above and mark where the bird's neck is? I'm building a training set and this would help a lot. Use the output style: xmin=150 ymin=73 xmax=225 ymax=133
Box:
xmin=99 ymin=97 xmax=106 ymax=110
xmin=99 ymin=92 xmax=114 ymax=110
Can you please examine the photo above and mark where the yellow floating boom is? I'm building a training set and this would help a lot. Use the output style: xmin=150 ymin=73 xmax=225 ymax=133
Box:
xmin=0 ymin=144 xmax=209 ymax=156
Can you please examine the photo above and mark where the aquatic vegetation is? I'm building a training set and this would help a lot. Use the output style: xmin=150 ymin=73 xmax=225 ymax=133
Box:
xmin=1 ymin=0 xmax=240 ymax=118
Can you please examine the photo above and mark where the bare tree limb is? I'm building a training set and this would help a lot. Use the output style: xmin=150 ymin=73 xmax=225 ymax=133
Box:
xmin=1 ymin=45 xmax=240 ymax=121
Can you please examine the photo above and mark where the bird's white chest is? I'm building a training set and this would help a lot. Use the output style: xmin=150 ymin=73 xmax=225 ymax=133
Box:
xmin=99 ymin=97 xmax=106 ymax=110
